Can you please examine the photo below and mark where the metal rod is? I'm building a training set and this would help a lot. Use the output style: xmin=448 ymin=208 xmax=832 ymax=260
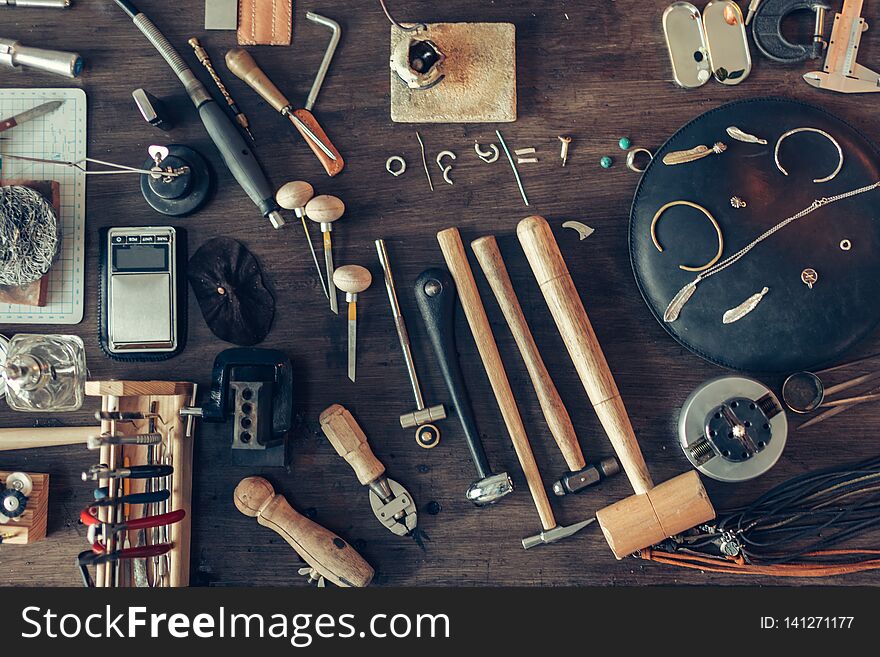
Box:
xmin=376 ymin=239 xmax=425 ymax=409
xmin=305 ymin=13 xmax=341 ymax=112
xmin=496 ymin=129 xmax=529 ymax=206
xmin=285 ymin=110 xmax=337 ymax=160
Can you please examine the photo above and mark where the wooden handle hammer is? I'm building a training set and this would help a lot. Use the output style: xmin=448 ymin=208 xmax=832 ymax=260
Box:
xmin=517 ymin=216 xmax=715 ymax=558
xmin=438 ymin=227 xmax=594 ymax=549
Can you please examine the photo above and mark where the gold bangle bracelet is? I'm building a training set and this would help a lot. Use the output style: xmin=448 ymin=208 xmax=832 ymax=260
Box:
xmin=650 ymin=200 xmax=724 ymax=272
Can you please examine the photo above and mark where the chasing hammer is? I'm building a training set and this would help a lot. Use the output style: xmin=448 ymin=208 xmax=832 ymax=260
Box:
xmin=517 ymin=216 xmax=715 ymax=558
xmin=437 ymin=227 xmax=594 ymax=549
xmin=471 ymin=235 xmax=621 ymax=496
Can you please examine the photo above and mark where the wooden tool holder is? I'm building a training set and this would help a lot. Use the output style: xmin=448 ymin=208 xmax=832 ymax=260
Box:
xmin=84 ymin=381 xmax=196 ymax=587
xmin=0 ymin=471 xmax=48 ymax=544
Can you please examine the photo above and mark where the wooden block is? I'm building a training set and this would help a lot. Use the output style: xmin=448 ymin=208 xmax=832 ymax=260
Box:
xmin=0 ymin=180 xmax=60 ymax=307
xmin=390 ymin=23 xmax=517 ymax=123
xmin=85 ymin=380 xmax=193 ymax=397
xmin=0 ymin=472 xmax=48 ymax=544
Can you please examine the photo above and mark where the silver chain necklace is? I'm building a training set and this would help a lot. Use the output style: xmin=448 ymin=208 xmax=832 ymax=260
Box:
xmin=664 ymin=180 xmax=880 ymax=323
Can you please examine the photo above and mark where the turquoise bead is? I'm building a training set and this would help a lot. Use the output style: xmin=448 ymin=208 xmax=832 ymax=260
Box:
xmin=600 ymin=156 xmax=613 ymax=169
xmin=618 ymin=137 xmax=632 ymax=150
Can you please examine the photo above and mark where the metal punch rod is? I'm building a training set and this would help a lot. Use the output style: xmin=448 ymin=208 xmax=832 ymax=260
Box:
xmin=376 ymin=239 xmax=424 ymax=409
xmin=305 ymin=12 xmax=341 ymax=112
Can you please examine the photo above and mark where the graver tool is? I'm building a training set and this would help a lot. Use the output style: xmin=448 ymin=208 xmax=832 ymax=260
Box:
xmin=275 ymin=181 xmax=329 ymax=299
xmin=471 ymin=235 xmax=621 ymax=496
xmin=376 ymin=239 xmax=446 ymax=448
xmin=333 ymin=265 xmax=372 ymax=382
xmin=319 ymin=404 xmax=417 ymax=537
xmin=225 ymin=48 xmax=344 ymax=176
xmin=437 ymin=227 xmax=595 ymax=548
xmin=233 ymin=476 xmax=374 ymax=587
xmin=305 ymin=194 xmax=345 ymax=314
xmin=415 ymin=268 xmax=514 ymax=505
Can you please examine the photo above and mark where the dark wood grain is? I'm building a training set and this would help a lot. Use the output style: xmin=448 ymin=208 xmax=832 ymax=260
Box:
xmin=1 ymin=0 xmax=879 ymax=587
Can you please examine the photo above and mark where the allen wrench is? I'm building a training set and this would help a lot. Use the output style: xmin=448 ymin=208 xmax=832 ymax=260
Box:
xmin=305 ymin=13 xmax=341 ymax=112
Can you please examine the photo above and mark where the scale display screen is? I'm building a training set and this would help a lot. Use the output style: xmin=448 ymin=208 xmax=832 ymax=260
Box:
xmin=112 ymin=244 xmax=169 ymax=273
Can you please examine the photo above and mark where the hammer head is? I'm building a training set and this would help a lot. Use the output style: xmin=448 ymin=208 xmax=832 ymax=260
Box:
xmin=466 ymin=472 xmax=514 ymax=506
xmin=552 ymin=457 xmax=621 ymax=496
xmin=522 ymin=518 xmax=595 ymax=550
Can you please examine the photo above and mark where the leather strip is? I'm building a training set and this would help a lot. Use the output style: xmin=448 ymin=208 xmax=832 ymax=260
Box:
xmin=238 ymin=0 xmax=292 ymax=46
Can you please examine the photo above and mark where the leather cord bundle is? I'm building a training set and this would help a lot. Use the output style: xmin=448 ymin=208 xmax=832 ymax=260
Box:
xmin=639 ymin=454 xmax=880 ymax=576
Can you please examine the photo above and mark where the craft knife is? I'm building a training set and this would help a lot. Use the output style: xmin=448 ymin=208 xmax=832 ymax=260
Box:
xmin=0 ymin=100 xmax=63 ymax=133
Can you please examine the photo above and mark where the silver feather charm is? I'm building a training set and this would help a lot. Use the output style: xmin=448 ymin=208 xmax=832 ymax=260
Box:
xmin=664 ymin=280 xmax=698 ymax=323
xmin=725 ymin=126 xmax=768 ymax=145
xmin=722 ymin=287 xmax=769 ymax=324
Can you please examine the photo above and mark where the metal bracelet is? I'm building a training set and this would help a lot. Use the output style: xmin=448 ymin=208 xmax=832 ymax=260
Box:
xmin=774 ymin=127 xmax=843 ymax=184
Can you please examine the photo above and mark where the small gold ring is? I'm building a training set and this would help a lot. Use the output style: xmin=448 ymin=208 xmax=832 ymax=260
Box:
xmin=626 ymin=147 xmax=653 ymax=173
xmin=650 ymin=200 xmax=724 ymax=272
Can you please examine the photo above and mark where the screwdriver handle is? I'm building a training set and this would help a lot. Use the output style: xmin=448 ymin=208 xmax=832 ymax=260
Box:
xmin=319 ymin=404 xmax=385 ymax=486
xmin=225 ymin=48 xmax=290 ymax=113
xmin=234 ymin=477 xmax=374 ymax=587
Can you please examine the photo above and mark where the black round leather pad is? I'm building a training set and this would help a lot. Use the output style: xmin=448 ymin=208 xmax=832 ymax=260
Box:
xmin=629 ymin=98 xmax=880 ymax=373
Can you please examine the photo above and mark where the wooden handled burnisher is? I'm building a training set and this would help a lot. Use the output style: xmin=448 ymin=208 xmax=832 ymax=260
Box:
xmin=233 ymin=476 xmax=374 ymax=587
xmin=516 ymin=216 xmax=715 ymax=558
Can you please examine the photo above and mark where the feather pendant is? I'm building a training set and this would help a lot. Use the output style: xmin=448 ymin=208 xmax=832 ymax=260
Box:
xmin=722 ymin=287 xmax=769 ymax=324
xmin=662 ymin=145 xmax=710 ymax=165
xmin=725 ymin=126 xmax=768 ymax=145
xmin=664 ymin=280 xmax=698 ymax=323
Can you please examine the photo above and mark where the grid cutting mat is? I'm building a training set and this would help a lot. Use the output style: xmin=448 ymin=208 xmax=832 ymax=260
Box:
xmin=0 ymin=88 xmax=86 ymax=325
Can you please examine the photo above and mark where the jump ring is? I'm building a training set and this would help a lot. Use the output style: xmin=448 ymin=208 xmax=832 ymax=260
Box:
xmin=650 ymin=200 xmax=724 ymax=272
xmin=626 ymin=147 xmax=653 ymax=173
xmin=386 ymin=155 xmax=406 ymax=177
xmin=774 ymin=127 xmax=843 ymax=184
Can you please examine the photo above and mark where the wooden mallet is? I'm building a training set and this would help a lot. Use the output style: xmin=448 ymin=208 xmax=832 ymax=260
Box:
xmin=517 ymin=216 xmax=715 ymax=558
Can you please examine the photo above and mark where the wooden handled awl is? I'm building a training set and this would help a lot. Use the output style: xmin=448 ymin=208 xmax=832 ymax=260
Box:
xmin=225 ymin=48 xmax=344 ymax=176
xmin=332 ymin=265 xmax=372 ymax=382
xmin=306 ymin=194 xmax=345 ymax=314
xmin=517 ymin=215 xmax=715 ymax=558
xmin=437 ymin=227 xmax=594 ymax=549
xmin=470 ymin=235 xmax=621 ymax=496
xmin=233 ymin=476 xmax=374 ymax=587
xmin=319 ymin=404 xmax=417 ymax=537
xmin=0 ymin=425 xmax=93 ymax=451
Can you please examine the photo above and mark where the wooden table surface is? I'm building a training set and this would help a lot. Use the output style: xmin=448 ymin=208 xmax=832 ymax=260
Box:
xmin=2 ymin=0 xmax=879 ymax=587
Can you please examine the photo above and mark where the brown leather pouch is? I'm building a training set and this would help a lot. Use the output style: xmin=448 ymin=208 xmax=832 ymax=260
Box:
xmin=238 ymin=0 xmax=292 ymax=46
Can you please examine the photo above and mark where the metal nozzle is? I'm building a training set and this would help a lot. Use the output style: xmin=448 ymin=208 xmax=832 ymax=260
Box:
xmin=0 ymin=38 xmax=82 ymax=78
xmin=268 ymin=210 xmax=286 ymax=229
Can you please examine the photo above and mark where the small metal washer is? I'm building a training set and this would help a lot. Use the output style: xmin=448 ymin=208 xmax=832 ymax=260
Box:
xmin=626 ymin=147 xmax=653 ymax=173
xmin=386 ymin=156 xmax=406 ymax=177
xmin=840 ymin=239 xmax=852 ymax=251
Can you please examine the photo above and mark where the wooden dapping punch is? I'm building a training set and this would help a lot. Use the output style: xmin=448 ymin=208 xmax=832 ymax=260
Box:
xmin=471 ymin=235 xmax=621 ymax=496
xmin=437 ymin=227 xmax=594 ymax=549
xmin=517 ymin=216 xmax=715 ymax=558
xmin=234 ymin=476 xmax=374 ymax=587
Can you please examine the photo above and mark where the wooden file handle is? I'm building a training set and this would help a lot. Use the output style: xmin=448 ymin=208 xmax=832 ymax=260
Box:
xmin=225 ymin=48 xmax=290 ymax=113
xmin=516 ymin=216 xmax=654 ymax=495
xmin=319 ymin=404 xmax=385 ymax=486
xmin=471 ymin=236 xmax=587 ymax=473
xmin=437 ymin=227 xmax=555 ymax=531
xmin=0 ymin=426 xmax=93 ymax=451
xmin=234 ymin=477 xmax=374 ymax=587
